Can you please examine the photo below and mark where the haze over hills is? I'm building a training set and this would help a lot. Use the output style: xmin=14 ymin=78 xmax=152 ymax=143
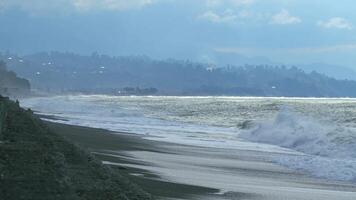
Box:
xmin=299 ymin=63 xmax=356 ymax=81
xmin=3 ymin=51 xmax=356 ymax=97
xmin=0 ymin=61 xmax=30 ymax=97
xmin=2 ymin=1 xmax=356 ymax=68
xmin=200 ymin=52 xmax=356 ymax=81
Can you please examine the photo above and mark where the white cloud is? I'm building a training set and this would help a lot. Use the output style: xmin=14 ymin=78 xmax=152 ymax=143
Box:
xmin=292 ymin=44 xmax=356 ymax=53
xmin=205 ymin=0 xmax=254 ymax=8
xmin=0 ymin=0 xmax=72 ymax=13
xmin=198 ymin=8 xmax=267 ymax=24
xmin=206 ymin=0 xmax=222 ymax=7
xmin=230 ymin=0 xmax=255 ymax=7
xmin=215 ymin=43 xmax=356 ymax=55
xmin=317 ymin=17 xmax=353 ymax=30
xmin=73 ymin=0 xmax=157 ymax=11
xmin=0 ymin=0 xmax=158 ymax=14
xmin=238 ymin=10 xmax=253 ymax=18
xmin=198 ymin=10 xmax=237 ymax=24
xmin=270 ymin=9 xmax=301 ymax=25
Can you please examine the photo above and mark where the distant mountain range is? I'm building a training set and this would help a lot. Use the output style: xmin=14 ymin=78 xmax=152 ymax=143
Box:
xmin=207 ymin=52 xmax=356 ymax=81
xmin=299 ymin=63 xmax=356 ymax=80
xmin=2 ymin=51 xmax=356 ymax=97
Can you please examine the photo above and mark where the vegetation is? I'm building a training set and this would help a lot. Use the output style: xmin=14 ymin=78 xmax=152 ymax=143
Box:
xmin=0 ymin=96 xmax=153 ymax=200
xmin=0 ymin=61 xmax=30 ymax=97
xmin=4 ymin=52 xmax=356 ymax=97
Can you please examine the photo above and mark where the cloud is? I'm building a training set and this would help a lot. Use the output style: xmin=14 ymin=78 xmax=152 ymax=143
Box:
xmin=231 ymin=0 xmax=255 ymax=6
xmin=198 ymin=10 xmax=237 ymax=24
xmin=205 ymin=0 xmax=222 ymax=7
xmin=73 ymin=0 xmax=157 ymax=11
xmin=317 ymin=17 xmax=353 ymax=30
xmin=291 ymin=44 xmax=356 ymax=53
xmin=0 ymin=0 xmax=72 ymax=13
xmin=197 ymin=8 xmax=268 ymax=24
xmin=215 ymin=44 xmax=356 ymax=55
xmin=0 ymin=0 xmax=158 ymax=14
xmin=205 ymin=0 xmax=254 ymax=8
xmin=270 ymin=9 xmax=301 ymax=25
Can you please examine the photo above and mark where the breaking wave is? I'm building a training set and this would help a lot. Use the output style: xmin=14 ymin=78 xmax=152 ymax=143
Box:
xmin=22 ymin=96 xmax=356 ymax=183
xmin=240 ymin=106 xmax=356 ymax=182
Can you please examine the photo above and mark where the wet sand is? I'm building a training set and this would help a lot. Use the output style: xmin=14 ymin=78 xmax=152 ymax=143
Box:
xmin=47 ymin=122 xmax=356 ymax=200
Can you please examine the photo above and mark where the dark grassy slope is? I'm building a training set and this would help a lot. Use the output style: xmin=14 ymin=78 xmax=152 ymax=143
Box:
xmin=0 ymin=96 xmax=153 ymax=200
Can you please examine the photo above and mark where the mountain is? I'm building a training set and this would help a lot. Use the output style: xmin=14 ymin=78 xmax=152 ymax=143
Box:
xmin=298 ymin=63 xmax=356 ymax=81
xmin=205 ymin=53 xmax=356 ymax=81
xmin=0 ymin=60 xmax=30 ymax=97
xmin=199 ymin=51 xmax=276 ymax=67
xmin=4 ymin=52 xmax=356 ymax=97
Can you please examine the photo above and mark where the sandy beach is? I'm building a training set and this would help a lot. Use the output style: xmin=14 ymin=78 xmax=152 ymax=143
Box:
xmin=47 ymin=122 xmax=356 ymax=200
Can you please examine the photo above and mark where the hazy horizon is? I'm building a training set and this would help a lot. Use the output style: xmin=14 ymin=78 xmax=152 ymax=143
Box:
xmin=1 ymin=0 xmax=356 ymax=69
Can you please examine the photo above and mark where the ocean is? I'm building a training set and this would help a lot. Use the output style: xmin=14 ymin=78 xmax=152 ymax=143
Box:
xmin=21 ymin=95 xmax=356 ymax=183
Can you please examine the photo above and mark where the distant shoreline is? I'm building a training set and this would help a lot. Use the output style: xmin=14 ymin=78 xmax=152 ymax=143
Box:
xmin=27 ymin=93 xmax=356 ymax=100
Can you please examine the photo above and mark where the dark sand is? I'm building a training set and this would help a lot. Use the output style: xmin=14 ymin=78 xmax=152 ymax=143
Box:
xmin=47 ymin=122 xmax=356 ymax=200
xmin=47 ymin=122 xmax=219 ymax=200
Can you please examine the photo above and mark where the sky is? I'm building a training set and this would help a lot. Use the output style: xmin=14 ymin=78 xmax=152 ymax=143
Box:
xmin=1 ymin=0 xmax=356 ymax=68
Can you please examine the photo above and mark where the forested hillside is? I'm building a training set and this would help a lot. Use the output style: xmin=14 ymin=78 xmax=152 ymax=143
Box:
xmin=4 ymin=52 xmax=356 ymax=97
xmin=0 ymin=61 xmax=30 ymax=97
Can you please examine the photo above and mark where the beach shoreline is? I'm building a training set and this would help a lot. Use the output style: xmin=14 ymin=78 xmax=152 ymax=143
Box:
xmin=46 ymin=121 xmax=220 ymax=200
xmin=46 ymin=120 xmax=356 ymax=200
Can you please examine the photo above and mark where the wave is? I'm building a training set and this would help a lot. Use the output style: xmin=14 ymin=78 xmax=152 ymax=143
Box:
xmin=240 ymin=106 xmax=356 ymax=182
xmin=23 ymin=96 xmax=356 ymax=183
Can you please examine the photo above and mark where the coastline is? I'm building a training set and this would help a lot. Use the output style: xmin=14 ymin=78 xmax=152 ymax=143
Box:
xmin=46 ymin=122 xmax=219 ymax=200
xmin=46 ymin=121 xmax=356 ymax=200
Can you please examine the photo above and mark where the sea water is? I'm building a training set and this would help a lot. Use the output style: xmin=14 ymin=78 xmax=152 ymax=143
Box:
xmin=21 ymin=95 xmax=356 ymax=183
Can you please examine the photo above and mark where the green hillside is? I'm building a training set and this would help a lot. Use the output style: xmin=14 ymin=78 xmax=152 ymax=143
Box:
xmin=0 ymin=96 xmax=153 ymax=200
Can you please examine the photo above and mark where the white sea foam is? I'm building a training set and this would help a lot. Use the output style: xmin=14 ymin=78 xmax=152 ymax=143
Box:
xmin=22 ymin=96 xmax=295 ymax=154
xmin=21 ymin=95 xmax=356 ymax=183
xmin=240 ymin=106 xmax=356 ymax=182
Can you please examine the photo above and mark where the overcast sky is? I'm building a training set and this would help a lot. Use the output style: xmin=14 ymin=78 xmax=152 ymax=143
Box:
xmin=1 ymin=0 xmax=356 ymax=67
